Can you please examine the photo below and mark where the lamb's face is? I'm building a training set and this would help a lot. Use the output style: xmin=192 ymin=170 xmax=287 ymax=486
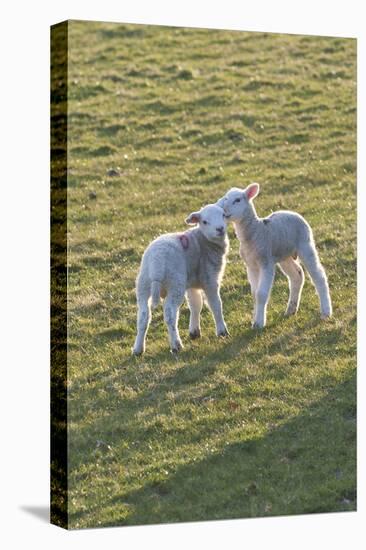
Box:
xmin=218 ymin=184 xmax=259 ymax=222
xmin=185 ymin=204 xmax=227 ymax=242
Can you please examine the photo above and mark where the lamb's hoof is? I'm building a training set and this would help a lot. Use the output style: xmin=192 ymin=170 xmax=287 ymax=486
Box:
xmin=132 ymin=348 xmax=144 ymax=356
xmin=285 ymin=301 xmax=298 ymax=316
xmin=189 ymin=328 xmax=201 ymax=340
xmin=321 ymin=312 xmax=332 ymax=320
xmin=217 ymin=328 xmax=230 ymax=337
xmin=252 ymin=322 xmax=264 ymax=330
xmin=284 ymin=309 xmax=297 ymax=317
xmin=171 ymin=341 xmax=183 ymax=353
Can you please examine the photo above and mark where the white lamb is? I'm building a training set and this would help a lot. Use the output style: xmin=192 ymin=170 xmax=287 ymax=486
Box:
xmin=132 ymin=204 xmax=229 ymax=355
xmin=217 ymin=183 xmax=332 ymax=328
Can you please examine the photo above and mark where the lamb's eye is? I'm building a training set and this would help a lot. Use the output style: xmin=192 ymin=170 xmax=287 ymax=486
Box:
xmin=203 ymin=220 xmax=208 ymax=225
xmin=233 ymin=198 xmax=241 ymax=204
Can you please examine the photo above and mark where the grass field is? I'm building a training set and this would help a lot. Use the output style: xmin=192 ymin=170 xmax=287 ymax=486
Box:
xmin=64 ymin=20 xmax=356 ymax=528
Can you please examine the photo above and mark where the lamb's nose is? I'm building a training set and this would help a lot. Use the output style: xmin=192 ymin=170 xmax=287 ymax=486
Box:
xmin=216 ymin=226 xmax=224 ymax=234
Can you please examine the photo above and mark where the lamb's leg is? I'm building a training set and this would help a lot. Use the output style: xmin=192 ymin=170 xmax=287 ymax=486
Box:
xmin=279 ymin=257 xmax=305 ymax=316
xmin=203 ymin=284 xmax=229 ymax=337
xmin=246 ymin=263 xmax=260 ymax=318
xmin=132 ymin=286 xmax=151 ymax=355
xmin=187 ymin=288 xmax=203 ymax=339
xmin=298 ymin=240 xmax=332 ymax=318
xmin=253 ymin=264 xmax=275 ymax=328
xmin=164 ymin=289 xmax=185 ymax=352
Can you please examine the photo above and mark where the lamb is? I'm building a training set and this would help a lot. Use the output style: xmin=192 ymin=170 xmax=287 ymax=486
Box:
xmin=132 ymin=204 xmax=229 ymax=355
xmin=217 ymin=183 xmax=332 ymax=328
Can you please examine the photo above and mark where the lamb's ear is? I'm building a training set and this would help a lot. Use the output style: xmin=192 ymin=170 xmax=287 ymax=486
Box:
xmin=244 ymin=183 xmax=260 ymax=201
xmin=185 ymin=211 xmax=201 ymax=225
xmin=216 ymin=196 xmax=225 ymax=208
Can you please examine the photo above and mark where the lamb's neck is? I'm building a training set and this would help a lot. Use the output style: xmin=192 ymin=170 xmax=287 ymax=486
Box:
xmin=196 ymin=229 xmax=228 ymax=255
xmin=235 ymin=204 xmax=260 ymax=240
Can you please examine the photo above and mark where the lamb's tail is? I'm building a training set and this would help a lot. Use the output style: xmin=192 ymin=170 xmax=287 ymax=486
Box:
xmin=151 ymin=280 xmax=162 ymax=309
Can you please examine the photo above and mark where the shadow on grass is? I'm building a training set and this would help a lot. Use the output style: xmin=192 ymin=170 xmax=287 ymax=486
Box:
xmin=71 ymin=312 xmax=348 ymax=431
xmin=68 ymin=314 xmax=352 ymax=469
xmin=262 ymin=316 xmax=346 ymax=359
xmin=95 ymin=328 xmax=126 ymax=342
xmin=102 ymin=373 xmax=356 ymax=527
xmin=67 ymin=329 xmax=262 ymax=459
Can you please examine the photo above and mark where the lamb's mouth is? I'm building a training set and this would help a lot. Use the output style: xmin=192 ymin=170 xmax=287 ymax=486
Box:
xmin=224 ymin=214 xmax=232 ymax=220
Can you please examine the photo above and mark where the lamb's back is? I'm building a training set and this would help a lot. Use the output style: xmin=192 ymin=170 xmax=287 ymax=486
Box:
xmin=265 ymin=210 xmax=311 ymax=260
xmin=139 ymin=228 xmax=226 ymax=289
xmin=140 ymin=233 xmax=185 ymax=282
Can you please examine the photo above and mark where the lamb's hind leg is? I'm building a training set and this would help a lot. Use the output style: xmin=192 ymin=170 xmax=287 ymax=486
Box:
xmin=133 ymin=285 xmax=151 ymax=355
xmin=164 ymin=287 xmax=185 ymax=352
xmin=186 ymin=288 xmax=203 ymax=339
xmin=279 ymin=256 xmax=305 ymax=316
xmin=298 ymin=240 xmax=332 ymax=318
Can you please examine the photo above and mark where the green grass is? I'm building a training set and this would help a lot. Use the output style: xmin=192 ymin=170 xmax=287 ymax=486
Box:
xmin=64 ymin=20 xmax=356 ymax=529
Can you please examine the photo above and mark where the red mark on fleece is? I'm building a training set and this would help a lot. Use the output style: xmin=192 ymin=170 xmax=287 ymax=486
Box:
xmin=178 ymin=234 xmax=189 ymax=250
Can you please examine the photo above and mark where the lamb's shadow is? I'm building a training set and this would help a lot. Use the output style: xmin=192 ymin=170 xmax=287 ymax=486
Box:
xmin=264 ymin=314 xmax=346 ymax=358
xmin=68 ymin=328 xmax=261 ymax=471
xmin=69 ymin=312 xmax=347 ymax=476
xmin=95 ymin=328 xmax=126 ymax=342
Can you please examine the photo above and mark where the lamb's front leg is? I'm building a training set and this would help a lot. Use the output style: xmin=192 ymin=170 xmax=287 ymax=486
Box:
xmin=246 ymin=263 xmax=260 ymax=319
xmin=186 ymin=288 xmax=203 ymax=339
xmin=204 ymin=284 xmax=229 ymax=337
xmin=253 ymin=264 xmax=275 ymax=328
xmin=246 ymin=264 xmax=260 ymax=299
